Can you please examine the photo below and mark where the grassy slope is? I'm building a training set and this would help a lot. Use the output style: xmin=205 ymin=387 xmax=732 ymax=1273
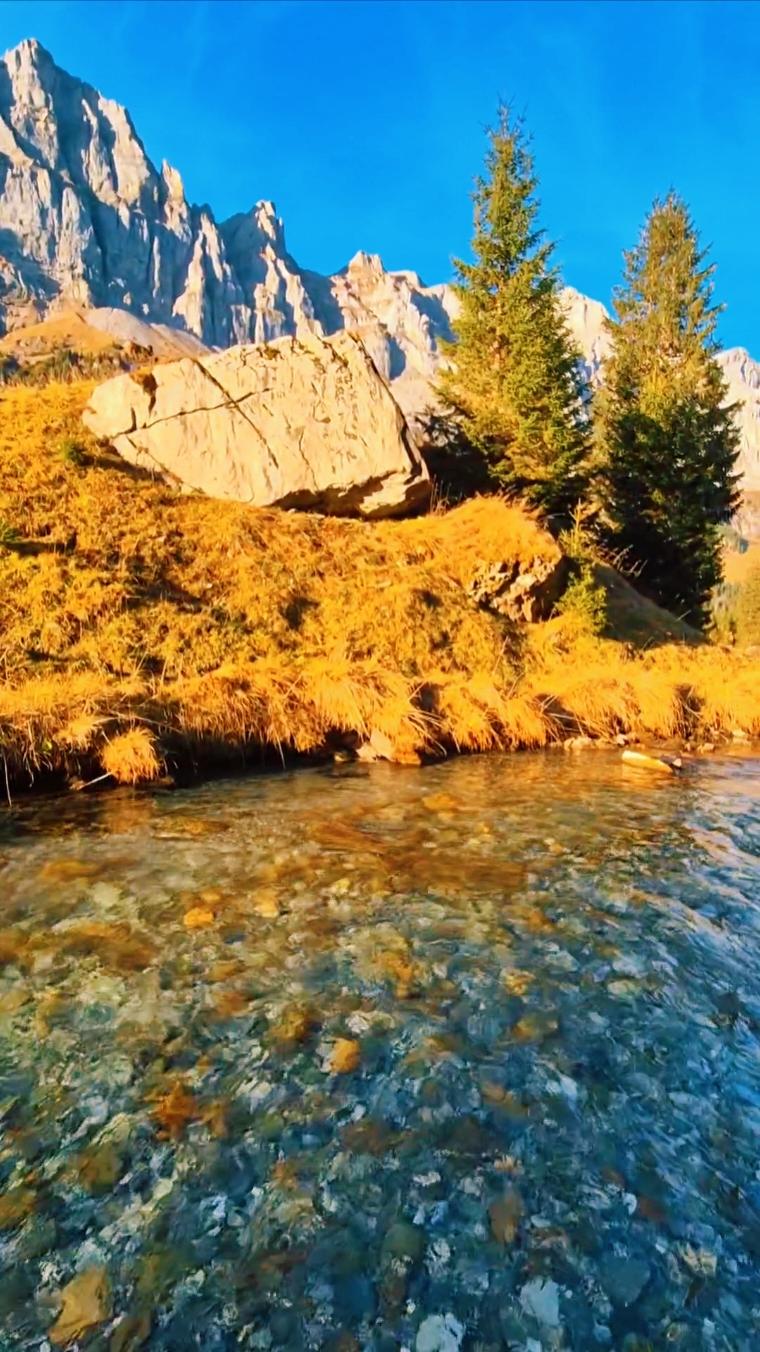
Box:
xmin=1 ymin=380 xmax=759 ymax=791
xmin=724 ymin=540 xmax=760 ymax=586
xmin=0 ymin=312 xmax=118 ymax=358
xmin=594 ymin=562 xmax=699 ymax=647
xmin=0 ymin=309 xmax=204 ymax=364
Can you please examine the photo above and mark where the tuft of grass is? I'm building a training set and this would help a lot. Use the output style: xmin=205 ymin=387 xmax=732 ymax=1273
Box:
xmin=428 ymin=671 xmax=551 ymax=752
xmin=58 ymin=435 xmax=86 ymax=468
xmin=101 ymin=728 xmax=162 ymax=785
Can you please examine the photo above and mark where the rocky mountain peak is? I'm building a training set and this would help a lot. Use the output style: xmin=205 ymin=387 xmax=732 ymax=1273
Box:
xmin=253 ymin=200 xmax=282 ymax=240
xmin=345 ymin=250 xmax=386 ymax=279
xmin=8 ymin=35 xmax=50 ymax=63
xmin=0 ymin=38 xmax=457 ymax=399
xmin=2 ymin=37 xmax=154 ymax=204
xmin=161 ymin=160 xmax=186 ymax=202
xmin=4 ymin=35 xmax=55 ymax=88
xmin=222 ymin=200 xmax=288 ymax=258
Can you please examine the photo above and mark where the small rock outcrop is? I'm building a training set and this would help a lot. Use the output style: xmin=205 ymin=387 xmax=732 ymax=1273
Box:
xmin=468 ymin=554 xmax=569 ymax=622
xmin=83 ymin=331 xmax=431 ymax=518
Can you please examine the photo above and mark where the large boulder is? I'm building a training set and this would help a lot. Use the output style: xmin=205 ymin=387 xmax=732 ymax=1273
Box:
xmin=82 ymin=331 xmax=431 ymax=518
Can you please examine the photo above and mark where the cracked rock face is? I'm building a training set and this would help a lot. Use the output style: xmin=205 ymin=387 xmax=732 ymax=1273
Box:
xmin=82 ymin=331 xmax=431 ymax=518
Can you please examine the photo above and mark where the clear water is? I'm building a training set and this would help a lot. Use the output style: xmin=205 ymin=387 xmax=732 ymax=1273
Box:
xmin=1 ymin=752 xmax=759 ymax=1350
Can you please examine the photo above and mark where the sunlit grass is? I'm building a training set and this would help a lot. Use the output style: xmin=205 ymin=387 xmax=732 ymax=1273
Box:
xmin=0 ymin=378 xmax=758 ymax=789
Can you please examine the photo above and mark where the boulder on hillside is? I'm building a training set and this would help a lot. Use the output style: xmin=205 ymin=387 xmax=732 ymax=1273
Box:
xmin=82 ymin=331 xmax=431 ymax=519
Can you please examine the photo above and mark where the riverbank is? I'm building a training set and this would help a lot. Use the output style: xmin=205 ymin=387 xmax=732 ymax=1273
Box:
xmin=1 ymin=380 xmax=759 ymax=795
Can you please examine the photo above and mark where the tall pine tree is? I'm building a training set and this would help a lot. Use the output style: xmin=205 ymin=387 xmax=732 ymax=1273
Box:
xmin=596 ymin=193 xmax=740 ymax=626
xmin=439 ymin=107 xmax=590 ymax=520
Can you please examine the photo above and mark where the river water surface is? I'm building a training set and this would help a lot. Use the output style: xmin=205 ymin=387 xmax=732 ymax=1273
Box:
xmin=1 ymin=752 xmax=759 ymax=1350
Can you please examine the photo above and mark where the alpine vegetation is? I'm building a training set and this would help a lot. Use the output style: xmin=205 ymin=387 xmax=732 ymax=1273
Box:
xmin=595 ymin=194 xmax=741 ymax=626
xmin=438 ymin=107 xmax=591 ymax=521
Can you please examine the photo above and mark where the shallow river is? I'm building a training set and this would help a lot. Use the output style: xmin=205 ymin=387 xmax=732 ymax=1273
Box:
xmin=1 ymin=752 xmax=760 ymax=1350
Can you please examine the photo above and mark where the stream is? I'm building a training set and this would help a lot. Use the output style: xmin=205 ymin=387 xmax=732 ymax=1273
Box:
xmin=0 ymin=751 xmax=759 ymax=1349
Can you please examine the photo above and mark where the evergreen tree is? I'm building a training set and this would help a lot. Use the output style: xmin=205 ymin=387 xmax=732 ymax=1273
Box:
xmin=439 ymin=107 xmax=590 ymax=519
xmin=596 ymin=193 xmax=741 ymax=626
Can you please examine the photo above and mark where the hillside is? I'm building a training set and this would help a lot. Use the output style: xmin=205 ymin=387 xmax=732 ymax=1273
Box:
xmin=0 ymin=309 xmax=210 ymax=364
xmin=0 ymin=377 xmax=758 ymax=793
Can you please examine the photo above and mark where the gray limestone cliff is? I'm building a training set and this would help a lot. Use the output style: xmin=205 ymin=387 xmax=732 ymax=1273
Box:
xmin=0 ymin=38 xmax=249 ymax=344
xmin=0 ymin=38 xmax=455 ymax=418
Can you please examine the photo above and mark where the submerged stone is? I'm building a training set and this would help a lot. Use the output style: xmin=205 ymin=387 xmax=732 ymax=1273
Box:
xmin=182 ymin=905 xmax=215 ymax=929
xmin=150 ymin=1081 xmax=198 ymax=1139
xmin=269 ymin=1005 xmax=317 ymax=1047
xmin=49 ymin=1267 xmax=112 ymax=1345
xmin=75 ymin=1140 xmax=123 ymax=1193
xmin=511 ymin=1011 xmax=559 ymax=1042
xmin=519 ymin=1277 xmax=561 ymax=1328
xmin=0 ymin=1186 xmax=36 ymax=1230
xmin=110 ymin=1310 xmax=153 ymax=1352
xmin=599 ymin=1255 xmax=651 ymax=1307
xmin=329 ymin=1038 xmax=362 ymax=1073
xmin=415 ymin=1313 xmax=465 ymax=1351
xmin=382 ymin=1221 xmax=425 ymax=1264
xmin=488 ymin=1189 xmax=523 ymax=1244
xmin=16 ymin=1215 xmax=57 ymax=1260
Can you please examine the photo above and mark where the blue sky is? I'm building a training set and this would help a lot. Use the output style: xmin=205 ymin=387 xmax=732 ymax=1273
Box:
xmin=2 ymin=0 xmax=759 ymax=349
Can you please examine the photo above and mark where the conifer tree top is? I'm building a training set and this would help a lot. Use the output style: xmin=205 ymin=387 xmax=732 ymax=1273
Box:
xmin=439 ymin=105 xmax=590 ymax=519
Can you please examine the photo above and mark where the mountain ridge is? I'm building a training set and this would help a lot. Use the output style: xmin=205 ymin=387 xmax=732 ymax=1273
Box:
xmin=0 ymin=37 xmax=456 ymax=420
xmin=2 ymin=36 xmax=760 ymax=503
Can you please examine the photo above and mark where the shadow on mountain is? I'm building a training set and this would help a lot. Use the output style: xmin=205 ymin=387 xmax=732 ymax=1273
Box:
xmin=411 ymin=289 xmax=456 ymax=344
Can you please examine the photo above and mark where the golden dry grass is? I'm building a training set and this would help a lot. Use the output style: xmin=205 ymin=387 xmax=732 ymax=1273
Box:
xmin=723 ymin=540 xmax=760 ymax=586
xmin=0 ymin=310 xmax=118 ymax=358
xmin=100 ymin=728 xmax=162 ymax=785
xmin=0 ymin=378 xmax=758 ymax=792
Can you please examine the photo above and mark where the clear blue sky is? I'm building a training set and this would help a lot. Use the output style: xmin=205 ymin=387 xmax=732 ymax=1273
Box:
xmin=2 ymin=0 xmax=758 ymax=349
